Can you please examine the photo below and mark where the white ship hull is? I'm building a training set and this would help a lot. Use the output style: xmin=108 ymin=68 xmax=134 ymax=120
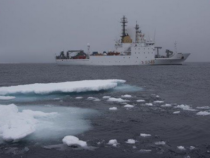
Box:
xmin=154 ymin=53 xmax=190 ymax=65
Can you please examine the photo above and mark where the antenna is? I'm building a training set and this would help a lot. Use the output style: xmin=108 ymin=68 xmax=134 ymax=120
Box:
xmin=120 ymin=16 xmax=128 ymax=43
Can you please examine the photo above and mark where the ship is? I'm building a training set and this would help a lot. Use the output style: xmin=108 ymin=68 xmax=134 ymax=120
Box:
xmin=154 ymin=46 xmax=190 ymax=65
xmin=55 ymin=16 xmax=190 ymax=66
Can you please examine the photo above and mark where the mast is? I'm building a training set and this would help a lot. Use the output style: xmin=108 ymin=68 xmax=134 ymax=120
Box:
xmin=121 ymin=16 xmax=128 ymax=43
xmin=135 ymin=21 xmax=140 ymax=43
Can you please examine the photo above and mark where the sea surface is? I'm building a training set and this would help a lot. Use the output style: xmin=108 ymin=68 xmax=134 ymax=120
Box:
xmin=0 ymin=62 xmax=210 ymax=158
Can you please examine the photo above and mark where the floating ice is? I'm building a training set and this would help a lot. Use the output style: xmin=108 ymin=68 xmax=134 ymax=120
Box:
xmin=109 ymin=107 xmax=118 ymax=111
xmin=175 ymin=105 xmax=196 ymax=111
xmin=196 ymin=106 xmax=210 ymax=110
xmin=126 ymin=139 xmax=135 ymax=144
xmin=76 ymin=97 xmax=83 ymax=99
xmin=103 ymin=96 xmax=111 ymax=99
xmin=190 ymin=146 xmax=195 ymax=150
xmin=154 ymin=100 xmax=164 ymax=104
xmin=145 ymin=103 xmax=153 ymax=106
xmin=121 ymin=94 xmax=132 ymax=98
xmin=173 ymin=111 xmax=180 ymax=114
xmin=139 ymin=149 xmax=152 ymax=153
xmin=107 ymin=97 xmax=129 ymax=103
xmin=124 ymin=104 xmax=134 ymax=108
xmin=161 ymin=104 xmax=172 ymax=107
xmin=155 ymin=141 xmax=166 ymax=145
xmin=0 ymin=79 xmax=125 ymax=95
xmin=0 ymin=104 xmax=57 ymax=142
xmin=113 ymin=84 xmax=143 ymax=92
xmin=0 ymin=104 xmax=97 ymax=143
xmin=136 ymin=99 xmax=145 ymax=103
xmin=62 ymin=136 xmax=87 ymax=147
xmin=196 ymin=111 xmax=210 ymax=116
xmin=0 ymin=96 xmax=16 ymax=100
xmin=177 ymin=146 xmax=185 ymax=150
xmin=87 ymin=97 xmax=100 ymax=102
xmin=108 ymin=139 xmax=118 ymax=147
xmin=140 ymin=133 xmax=151 ymax=137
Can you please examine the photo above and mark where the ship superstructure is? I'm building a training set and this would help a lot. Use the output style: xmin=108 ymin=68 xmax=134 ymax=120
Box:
xmin=56 ymin=16 xmax=156 ymax=66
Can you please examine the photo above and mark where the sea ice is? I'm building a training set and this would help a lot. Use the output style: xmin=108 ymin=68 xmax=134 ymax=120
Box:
xmin=107 ymin=97 xmax=129 ymax=103
xmin=145 ymin=103 xmax=153 ymax=106
xmin=62 ymin=136 xmax=87 ymax=147
xmin=196 ymin=106 xmax=210 ymax=110
xmin=87 ymin=97 xmax=100 ymax=102
xmin=190 ymin=146 xmax=195 ymax=150
xmin=109 ymin=107 xmax=118 ymax=111
xmin=154 ymin=100 xmax=164 ymax=104
xmin=124 ymin=104 xmax=134 ymax=108
xmin=175 ymin=104 xmax=196 ymax=111
xmin=136 ymin=100 xmax=145 ymax=103
xmin=103 ymin=96 xmax=111 ymax=99
xmin=0 ymin=79 xmax=125 ymax=95
xmin=126 ymin=139 xmax=135 ymax=144
xmin=161 ymin=104 xmax=172 ymax=107
xmin=140 ymin=133 xmax=151 ymax=137
xmin=76 ymin=97 xmax=83 ymax=99
xmin=108 ymin=139 xmax=118 ymax=147
xmin=121 ymin=94 xmax=132 ymax=98
xmin=154 ymin=141 xmax=166 ymax=145
xmin=0 ymin=96 xmax=15 ymax=100
xmin=139 ymin=149 xmax=152 ymax=153
xmin=196 ymin=111 xmax=210 ymax=116
xmin=173 ymin=111 xmax=180 ymax=114
xmin=177 ymin=146 xmax=185 ymax=150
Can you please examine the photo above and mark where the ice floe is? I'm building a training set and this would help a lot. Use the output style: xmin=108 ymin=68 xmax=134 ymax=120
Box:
xmin=177 ymin=146 xmax=185 ymax=150
xmin=161 ymin=104 xmax=172 ymax=107
xmin=108 ymin=139 xmax=118 ymax=147
xmin=173 ymin=111 xmax=180 ymax=114
xmin=145 ymin=103 xmax=153 ymax=106
xmin=154 ymin=141 xmax=166 ymax=145
xmin=126 ymin=139 xmax=136 ymax=144
xmin=76 ymin=97 xmax=83 ymax=99
xmin=0 ymin=104 xmax=57 ymax=142
xmin=103 ymin=96 xmax=111 ymax=99
xmin=140 ymin=133 xmax=151 ymax=137
xmin=175 ymin=104 xmax=196 ymax=111
xmin=154 ymin=100 xmax=164 ymax=104
xmin=87 ymin=97 xmax=100 ymax=102
xmin=124 ymin=104 xmax=134 ymax=108
xmin=62 ymin=136 xmax=87 ymax=147
xmin=109 ymin=107 xmax=118 ymax=111
xmin=196 ymin=106 xmax=210 ymax=110
xmin=0 ymin=79 xmax=125 ymax=95
xmin=136 ymin=99 xmax=145 ymax=103
xmin=0 ymin=96 xmax=16 ymax=100
xmin=196 ymin=111 xmax=210 ymax=116
xmin=121 ymin=94 xmax=132 ymax=98
xmin=107 ymin=97 xmax=129 ymax=103
xmin=190 ymin=146 xmax=195 ymax=150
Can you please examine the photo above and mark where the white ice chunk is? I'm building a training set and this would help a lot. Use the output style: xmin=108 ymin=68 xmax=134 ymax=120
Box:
xmin=103 ymin=96 xmax=111 ymax=99
xmin=124 ymin=104 xmax=134 ymax=108
xmin=175 ymin=104 xmax=196 ymax=111
xmin=145 ymin=103 xmax=153 ymax=106
xmin=87 ymin=97 xmax=100 ymax=102
xmin=161 ymin=104 xmax=172 ymax=107
xmin=196 ymin=111 xmax=210 ymax=116
xmin=154 ymin=100 xmax=164 ymax=104
xmin=0 ymin=79 xmax=126 ymax=95
xmin=108 ymin=139 xmax=118 ymax=147
xmin=109 ymin=107 xmax=118 ymax=111
xmin=173 ymin=111 xmax=180 ymax=114
xmin=136 ymin=100 xmax=145 ymax=103
xmin=139 ymin=149 xmax=152 ymax=153
xmin=62 ymin=136 xmax=87 ymax=147
xmin=140 ymin=133 xmax=151 ymax=137
xmin=177 ymin=146 xmax=185 ymax=150
xmin=155 ymin=141 xmax=166 ymax=145
xmin=0 ymin=96 xmax=15 ymax=100
xmin=107 ymin=97 xmax=129 ymax=103
xmin=121 ymin=94 xmax=132 ymax=98
xmin=0 ymin=104 xmax=57 ymax=142
xmin=196 ymin=106 xmax=210 ymax=110
xmin=76 ymin=97 xmax=83 ymax=99
xmin=126 ymin=139 xmax=136 ymax=144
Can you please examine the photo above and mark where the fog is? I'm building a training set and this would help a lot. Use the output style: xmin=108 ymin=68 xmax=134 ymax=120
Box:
xmin=0 ymin=0 xmax=209 ymax=63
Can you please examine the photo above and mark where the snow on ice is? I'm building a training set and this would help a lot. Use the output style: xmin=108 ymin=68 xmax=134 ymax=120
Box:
xmin=121 ymin=94 xmax=132 ymax=98
xmin=108 ymin=139 xmax=118 ymax=147
xmin=175 ymin=104 xmax=196 ymax=111
xmin=107 ymin=97 xmax=129 ymax=103
xmin=126 ymin=139 xmax=136 ymax=144
xmin=177 ymin=146 xmax=185 ymax=150
xmin=109 ymin=107 xmax=118 ymax=111
xmin=124 ymin=104 xmax=134 ymax=108
xmin=136 ymin=100 xmax=145 ymax=103
xmin=0 ymin=79 xmax=125 ymax=95
xmin=62 ymin=135 xmax=87 ymax=147
xmin=196 ymin=111 xmax=210 ymax=116
xmin=140 ymin=133 xmax=151 ymax=137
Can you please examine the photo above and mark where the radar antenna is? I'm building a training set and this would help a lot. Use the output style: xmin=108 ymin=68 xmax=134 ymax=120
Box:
xmin=121 ymin=16 xmax=128 ymax=43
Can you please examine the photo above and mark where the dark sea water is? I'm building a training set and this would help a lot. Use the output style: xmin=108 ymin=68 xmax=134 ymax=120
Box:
xmin=0 ymin=63 xmax=210 ymax=158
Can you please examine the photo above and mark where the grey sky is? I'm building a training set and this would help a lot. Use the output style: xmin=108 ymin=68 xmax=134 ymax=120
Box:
xmin=0 ymin=0 xmax=210 ymax=63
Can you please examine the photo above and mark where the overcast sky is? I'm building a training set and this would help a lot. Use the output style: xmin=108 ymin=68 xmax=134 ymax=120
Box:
xmin=0 ymin=0 xmax=210 ymax=63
